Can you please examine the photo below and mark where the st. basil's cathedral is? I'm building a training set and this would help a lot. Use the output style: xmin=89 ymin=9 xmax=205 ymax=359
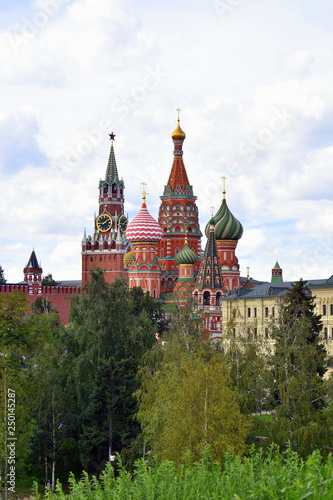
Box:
xmin=0 ymin=118 xmax=247 ymax=338
xmin=81 ymin=118 xmax=245 ymax=338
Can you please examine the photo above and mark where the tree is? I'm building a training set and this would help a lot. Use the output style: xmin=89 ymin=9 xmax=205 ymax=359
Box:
xmin=62 ymin=270 xmax=158 ymax=473
xmin=0 ymin=266 xmax=6 ymax=284
xmin=136 ymin=339 xmax=250 ymax=465
xmin=42 ymin=274 xmax=57 ymax=286
xmin=269 ymin=279 xmax=327 ymax=455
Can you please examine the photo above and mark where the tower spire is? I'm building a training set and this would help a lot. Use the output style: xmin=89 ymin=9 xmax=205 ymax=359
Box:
xmin=141 ymin=181 xmax=148 ymax=204
xmin=105 ymin=132 xmax=120 ymax=185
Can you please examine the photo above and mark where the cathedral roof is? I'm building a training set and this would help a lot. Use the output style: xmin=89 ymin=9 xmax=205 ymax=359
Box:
xmin=205 ymin=194 xmax=243 ymax=241
xmin=126 ymin=200 xmax=163 ymax=243
xmin=104 ymin=133 xmax=124 ymax=186
xmin=175 ymin=242 xmax=197 ymax=265
xmin=171 ymin=120 xmax=186 ymax=140
xmin=163 ymin=120 xmax=193 ymax=196
xmin=196 ymin=218 xmax=223 ymax=291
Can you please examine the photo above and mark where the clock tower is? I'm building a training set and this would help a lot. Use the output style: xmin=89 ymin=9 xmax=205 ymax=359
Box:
xmin=81 ymin=133 xmax=130 ymax=285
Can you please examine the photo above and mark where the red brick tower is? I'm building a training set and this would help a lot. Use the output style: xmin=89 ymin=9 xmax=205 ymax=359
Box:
xmin=158 ymin=118 xmax=201 ymax=294
xmin=81 ymin=133 xmax=130 ymax=285
xmin=24 ymin=249 xmax=42 ymax=295
xmin=125 ymin=185 xmax=163 ymax=298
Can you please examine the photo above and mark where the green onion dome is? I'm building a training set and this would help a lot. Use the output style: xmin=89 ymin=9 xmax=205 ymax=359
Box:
xmin=175 ymin=243 xmax=197 ymax=265
xmin=205 ymin=198 xmax=243 ymax=240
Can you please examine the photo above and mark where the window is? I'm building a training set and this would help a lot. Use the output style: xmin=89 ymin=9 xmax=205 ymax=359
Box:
xmin=254 ymin=307 xmax=257 ymax=318
xmin=265 ymin=307 xmax=269 ymax=318
xmin=233 ymin=328 xmax=236 ymax=337
xmin=247 ymin=308 xmax=251 ymax=318
xmin=330 ymin=304 xmax=333 ymax=315
xmin=323 ymin=304 xmax=327 ymax=316
xmin=324 ymin=327 xmax=328 ymax=340
xmin=272 ymin=307 xmax=275 ymax=317
xmin=265 ymin=328 xmax=269 ymax=339
xmin=254 ymin=328 xmax=258 ymax=338
xmin=203 ymin=291 xmax=210 ymax=306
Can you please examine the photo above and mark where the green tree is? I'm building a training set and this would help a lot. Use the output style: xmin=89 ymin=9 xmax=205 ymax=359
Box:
xmin=136 ymin=339 xmax=250 ymax=465
xmin=0 ymin=292 xmax=37 ymax=486
xmin=0 ymin=266 xmax=6 ymax=284
xmin=269 ymin=279 xmax=327 ymax=455
xmin=62 ymin=270 xmax=157 ymax=473
xmin=42 ymin=274 xmax=57 ymax=286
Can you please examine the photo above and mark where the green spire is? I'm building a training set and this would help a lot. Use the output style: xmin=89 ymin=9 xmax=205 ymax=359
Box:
xmin=271 ymin=261 xmax=283 ymax=283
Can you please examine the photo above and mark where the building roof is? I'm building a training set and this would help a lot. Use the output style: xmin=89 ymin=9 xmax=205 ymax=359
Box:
xmin=25 ymin=250 xmax=41 ymax=269
xmin=126 ymin=201 xmax=163 ymax=243
xmin=205 ymin=194 xmax=243 ymax=241
xmin=222 ymin=278 xmax=328 ymax=301
xmin=103 ymin=134 xmax=124 ymax=187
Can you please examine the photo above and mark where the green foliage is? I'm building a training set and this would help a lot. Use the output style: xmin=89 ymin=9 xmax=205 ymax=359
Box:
xmin=136 ymin=338 xmax=250 ymax=465
xmin=268 ymin=279 xmax=328 ymax=456
xmin=42 ymin=273 xmax=57 ymax=286
xmin=62 ymin=270 xmax=158 ymax=473
xmin=0 ymin=265 xmax=6 ymax=284
xmin=31 ymin=446 xmax=333 ymax=499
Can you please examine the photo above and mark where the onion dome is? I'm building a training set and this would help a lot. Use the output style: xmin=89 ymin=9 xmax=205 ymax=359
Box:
xmin=123 ymin=249 xmax=134 ymax=267
xmin=176 ymin=243 xmax=197 ymax=265
xmin=171 ymin=119 xmax=186 ymax=141
xmin=126 ymin=190 xmax=163 ymax=243
xmin=205 ymin=195 xmax=243 ymax=241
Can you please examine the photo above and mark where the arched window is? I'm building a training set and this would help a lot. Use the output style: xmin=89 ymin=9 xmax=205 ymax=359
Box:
xmin=203 ymin=291 xmax=210 ymax=306
xmin=216 ymin=292 xmax=222 ymax=306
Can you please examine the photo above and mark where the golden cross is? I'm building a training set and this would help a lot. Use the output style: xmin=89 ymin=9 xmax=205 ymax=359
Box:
xmin=184 ymin=227 xmax=188 ymax=244
xmin=211 ymin=206 xmax=215 ymax=216
xmin=176 ymin=108 xmax=181 ymax=121
xmin=141 ymin=182 xmax=148 ymax=203
xmin=221 ymin=176 xmax=227 ymax=198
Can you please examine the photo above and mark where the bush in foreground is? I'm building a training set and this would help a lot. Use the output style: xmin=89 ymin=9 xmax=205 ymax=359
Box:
xmin=32 ymin=445 xmax=333 ymax=499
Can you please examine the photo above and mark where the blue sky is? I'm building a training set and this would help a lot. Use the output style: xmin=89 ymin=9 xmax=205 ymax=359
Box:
xmin=2 ymin=0 xmax=333 ymax=283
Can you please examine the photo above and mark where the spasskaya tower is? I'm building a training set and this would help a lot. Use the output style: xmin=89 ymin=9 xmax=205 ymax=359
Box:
xmin=81 ymin=133 xmax=130 ymax=285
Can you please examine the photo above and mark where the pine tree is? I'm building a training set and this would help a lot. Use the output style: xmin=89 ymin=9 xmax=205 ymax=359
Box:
xmin=269 ymin=279 xmax=327 ymax=455
xmin=0 ymin=265 xmax=6 ymax=284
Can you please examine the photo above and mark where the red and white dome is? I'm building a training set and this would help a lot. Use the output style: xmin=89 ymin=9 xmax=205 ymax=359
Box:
xmin=126 ymin=202 xmax=163 ymax=242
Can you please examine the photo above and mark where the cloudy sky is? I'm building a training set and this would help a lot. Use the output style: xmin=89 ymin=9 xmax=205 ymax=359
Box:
xmin=1 ymin=0 xmax=333 ymax=284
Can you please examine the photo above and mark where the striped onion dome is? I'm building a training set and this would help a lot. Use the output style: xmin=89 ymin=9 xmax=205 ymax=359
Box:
xmin=123 ymin=249 xmax=134 ymax=267
xmin=175 ymin=243 xmax=197 ymax=265
xmin=126 ymin=202 xmax=163 ymax=242
xmin=205 ymin=197 xmax=243 ymax=241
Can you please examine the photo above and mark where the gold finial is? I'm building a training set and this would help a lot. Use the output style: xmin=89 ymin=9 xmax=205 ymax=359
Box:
xmin=176 ymin=107 xmax=181 ymax=122
xmin=141 ymin=182 xmax=148 ymax=203
xmin=211 ymin=206 xmax=214 ymax=216
xmin=184 ymin=227 xmax=188 ymax=244
xmin=222 ymin=176 xmax=227 ymax=199
xmin=246 ymin=266 xmax=250 ymax=281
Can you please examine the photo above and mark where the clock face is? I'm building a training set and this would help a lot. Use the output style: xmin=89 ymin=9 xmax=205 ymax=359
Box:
xmin=96 ymin=214 xmax=112 ymax=232
xmin=118 ymin=214 xmax=128 ymax=233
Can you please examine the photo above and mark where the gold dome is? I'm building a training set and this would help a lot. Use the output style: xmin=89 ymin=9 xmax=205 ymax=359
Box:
xmin=123 ymin=249 xmax=134 ymax=267
xmin=171 ymin=120 xmax=186 ymax=141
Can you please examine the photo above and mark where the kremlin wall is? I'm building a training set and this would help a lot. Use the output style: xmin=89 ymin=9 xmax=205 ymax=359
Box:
xmin=3 ymin=119 xmax=333 ymax=352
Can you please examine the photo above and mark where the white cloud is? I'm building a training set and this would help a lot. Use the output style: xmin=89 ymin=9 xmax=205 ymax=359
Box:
xmin=2 ymin=0 xmax=333 ymax=285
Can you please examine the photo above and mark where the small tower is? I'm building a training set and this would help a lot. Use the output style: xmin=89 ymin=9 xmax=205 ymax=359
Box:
xmin=271 ymin=261 xmax=283 ymax=283
xmin=125 ymin=184 xmax=163 ymax=298
xmin=195 ymin=217 xmax=224 ymax=338
xmin=81 ymin=133 xmax=129 ymax=285
xmin=206 ymin=179 xmax=243 ymax=293
xmin=23 ymin=249 xmax=42 ymax=295
xmin=158 ymin=114 xmax=201 ymax=294
xmin=174 ymin=230 xmax=197 ymax=301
